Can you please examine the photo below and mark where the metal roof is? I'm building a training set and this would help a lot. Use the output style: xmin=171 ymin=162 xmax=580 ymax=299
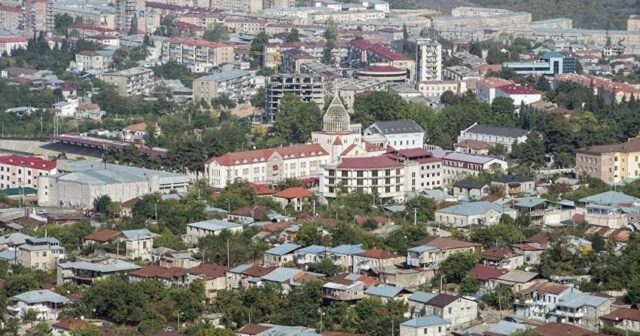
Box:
xmin=121 ymin=229 xmax=158 ymax=241
xmin=0 ymin=232 xmax=33 ymax=246
xmin=365 ymin=284 xmax=402 ymax=298
xmin=196 ymin=69 xmax=251 ymax=82
xmin=486 ymin=321 xmax=529 ymax=335
xmin=400 ymin=315 xmax=450 ymax=328
xmin=407 ymin=245 xmax=438 ymax=253
xmin=557 ymin=292 xmax=610 ymax=309
xmin=11 ymin=290 xmax=70 ymax=304
xmin=578 ymin=191 xmax=639 ymax=206
xmin=261 ymin=267 xmax=302 ymax=283
xmin=465 ymin=124 xmax=529 ymax=138
xmin=437 ymin=201 xmax=514 ymax=216
xmin=328 ymin=244 xmax=365 ymax=255
xmin=265 ymin=243 xmax=301 ymax=256
xmin=365 ymin=120 xmax=423 ymax=135
xmin=187 ymin=219 xmax=242 ymax=232
xmin=58 ymin=260 xmax=140 ymax=273
xmin=408 ymin=291 xmax=437 ymax=303
xmin=296 ymin=245 xmax=327 ymax=256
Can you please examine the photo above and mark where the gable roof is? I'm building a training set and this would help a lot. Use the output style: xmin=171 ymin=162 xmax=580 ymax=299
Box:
xmin=266 ymin=243 xmax=301 ymax=256
xmin=470 ymin=264 xmax=509 ymax=281
xmin=188 ymin=263 xmax=228 ymax=278
xmin=401 ymin=316 xmax=450 ymax=328
xmin=84 ymin=229 xmax=122 ymax=242
xmin=481 ymin=246 xmax=521 ymax=260
xmin=365 ymin=284 xmax=402 ymax=298
xmin=261 ymin=267 xmax=302 ymax=283
xmin=338 ymin=156 xmax=403 ymax=169
xmin=356 ymin=248 xmax=401 ymax=259
xmin=367 ymin=120 xmax=423 ymax=135
xmin=464 ymin=124 xmax=529 ymax=138
xmin=207 ymin=144 xmax=328 ymax=167
xmin=453 ymin=180 xmax=487 ymax=189
xmin=329 ymin=244 xmax=365 ymax=255
xmin=273 ymin=187 xmax=312 ymax=199
xmin=534 ymin=323 xmax=600 ymax=336
xmin=600 ymin=308 xmax=640 ymax=322
xmin=426 ymin=293 xmax=460 ymax=308
xmin=437 ymin=201 xmax=513 ymax=216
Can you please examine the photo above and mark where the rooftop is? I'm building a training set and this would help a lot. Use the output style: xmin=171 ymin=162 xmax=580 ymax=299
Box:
xmin=401 ymin=316 xmax=450 ymax=328
xmin=0 ymin=154 xmax=56 ymax=170
xmin=366 ymin=119 xmax=423 ymax=135
xmin=196 ymin=69 xmax=251 ymax=82
xmin=12 ymin=289 xmax=70 ymax=304
xmin=464 ymin=123 xmax=529 ymax=138
xmin=187 ymin=219 xmax=243 ymax=232
xmin=437 ymin=201 xmax=514 ymax=217
xmin=337 ymin=156 xmax=402 ymax=170
xmin=266 ymin=243 xmax=301 ymax=256
xmin=364 ymin=284 xmax=402 ymax=298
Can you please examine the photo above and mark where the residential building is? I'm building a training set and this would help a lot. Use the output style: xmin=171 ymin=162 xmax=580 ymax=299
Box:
xmin=400 ymin=316 xmax=450 ymax=336
xmin=272 ymin=187 xmax=312 ymax=211
xmin=629 ymin=15 xmax=640 ymax=31
xmin=319 ymin=156 xmax=405 ymax=202
xmin=436 ymin=151 xmax=508 ymax=185
xmin=495 ymin=270 xmax=539 ymax=292
xmin=421 ymin=294 xmax=478 ymax=327
xmin=204 ymin=0 xmax=263 ymax=12
xmin=496 ymin=84 xmax=542 ymax=108
xmin=363 ymin=120 xmax=424 ymax=150
xmin=452 ymin=180 xmax=489 ymax=199
xmin=480 ymin=246 xmax=525 ymax=270
xmin=515 ymin=280 xmax=575 ymax=321
xmin=0 ymin=36 xmax=30 ymax=56
xmin=264 ymin=74 xmax=324 ymax=123
xmin=503 ymin=51 xmax=577 ymax=76
xmin=0 ymin=4 xmax=21 ymax=30
xmin=550 ymin=292 xmax=613 ymax=327
xmin=161 ymin=37 xmax=235 ymax=73
xmin=205 ymin=144 xmax=329 ymax=189
xmin=115 ymin=0 xmax=144 ymax=33
xmin=328 ymin=244 xmax=365 ymax=271
xmin=352 ymin=248 xmax=405 ymax=274
xmin=122 ymin=229 xmax=157 ymax=261
xmin=364 ymin=284 xmax=404 ymax=302
xmin=264 ymin=243 xmax=301 ymax=267
xmin=226 ymin=264 xmax=275 ymax=289
xmin=554 ymin=73 xmax=640 ymax=104
xmin=281 ymin=49 xmax=317 ymax=74
xmin=385 ymin=147 xmax=444 ymax=192
xmin=75 ymin=49 xmax=114 ymax=71
xmin=323 ymin=278 xmax=365 ymax=301
xmin=417 ymin=80 xmax=466 ymax=99
xmin=454 ymin=139 xmax=491 ymax=155
xmin=152 ymin=248 xmax=201 ymax=269
xmin=183 ymin=219 xmax=243 ymax=244
xmin=295 ymin=245 xmax=327 ymax=267
xmin=348 ymin=39 xmax=415 ymax=79
xmin=18 ymin=237 xmax=65 ymax=271
xmin=356 ymin=65 xmax=409 ymax=82
xmin=415 ymin=38 xmax=442 ymax=82
xmin=469 ymin=264 xmax=508 ymax=291
xmin=38 ymin=160 xmax=190 ymax=209
xmin=491 ymin=175 xmax=535 ymax=196
xmin=443 ymin=66 xmax=480 ymax=82
xmin=8 ymin=290 xmax=69 ymax=321
xmin=84 ymin=229 xmax=122 ymax=245
xmin=601 ymin=308 xmax=640 ymax=332
xmin=576 ymin=137 xmax=640 ymax=185
xmin=457 ymin=123 xmax=530 ymax=153
xmin=100 ymin=67 xmax=154 ymax=96
xmin=476 ymin=78 xmax=515 ymax=104
xmin=406 ymin=237 xmax=481 ymax=269
xmin=193 ymin=69 xmax=254 ymax=104
xmin=435 ymin=201 xmax=517 ymax=227
xmin=187 ymin=263 xmax=229 ymax=301
xmin=129 ymin=265 xmax=189 ymax=286
xmin=0 ymin=154 xmax=56 ymax=190
xmin=22 ymin=0 xmax=53 ymax=33
xmin=56 ymin=259 xmax=141 ymax=285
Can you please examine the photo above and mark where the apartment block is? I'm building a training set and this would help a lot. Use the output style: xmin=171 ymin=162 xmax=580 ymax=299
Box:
xmin=161 ymin=37 xmax=235 ymax=73
xmin=193 ymin=69 xmax=254 ymax=104
xmin=101 ymin=67 xmax=154 ymax=96
xmin=75 ymin=50 xmax=114 ymax=71
xmin=203 ymin=0 xmax=263 ymax=12
xmin=0 ymin=154 xmax=57 ymax=190
xmin=0 ymin=4 xmax=21 ymax=30
xmin=264 ymin=74 xmax=324 ymax=123
xmin=576 ymin=137 xmax=640 ymax=185
xmin=21 ymin=0 xmax=53 ymax=33
xmin=349 ymin=39 xmax=415 ymax=80
xmin=115 ymin=0 xmax=145 ymax=33
xmin=416 ymin=38 xmax=442 ymax=82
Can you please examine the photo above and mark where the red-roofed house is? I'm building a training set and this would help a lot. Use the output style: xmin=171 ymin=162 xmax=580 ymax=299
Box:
xmin=356 ymin=65 xmax=408 ymax=82
xmin=353 ymin=249 xmax=405 ymax=273
xmin=0 ymin=35 xmax=29 ymax=56
xmin=480 ymin=246 xmax=525 ymax=270
xmin=348 ymin=39 xmax=415 ymax=80
xmin=601 ymin=308 xmax=640 ymax=332
xmin=496 ymin=84 xmax=542 ymax=108
xmin=162 ymin=37 xmax=235 ymax=72
xmin=272 ymin=187 xmax=312 ymax=211
xmin=205 ymin=144 xmax=330 ymax=189
xmin=188 ymin=263 xmax=228 ymax=301
xmin=129 ymin=265 xmax=189 ymax=286
xmin=0 ymin=154 xmax=57 ymax=190
xmin=469 ymin=264 xmax=509 ymax=290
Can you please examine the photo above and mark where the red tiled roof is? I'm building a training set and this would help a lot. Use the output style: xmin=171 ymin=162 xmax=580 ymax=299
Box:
xmin=0 ymin=36 xmax=30 ymax=43
xmin=498 ymin=84 xmax=539 ymax=95
xmin=0 ymin=154 xmax=56 ymax=170
xmin=418 ymin=237 xmax=481 ymax=250
xmin=241 ymin=265 xmax=275 ymax=277
xmin=358 ymin=65 xmax=406 ymax=74
xmin=230 ymin=205 xmax=271 ymax=218
xmin=169 ymin=37 xmax=232 ymax=49
xmin=174 ymin=21 xmax=205 ymax=31
xmin=481 ymin=246 xmax=521 ymax=260
xmin=69 ymin=23 xmax=117 ymax=33
xmin=601 ymin=308 xmax=640 ymax=322
xmin=478 ymin=77 xmax=515 ymax=89
xmin=520 ymin=280 xmax=568 ymax=295
xmin=455 ymin=139 xmax=491 ymax=150
xmin=124 ymin=122 xmax=147 ymax=132
xmin=250 ymin=183 xmax=276 ymax=195
xmin=367 ymin=44 xmax=412 ymax=61
xmin=534 ymin=323 xmax=603 ymax=336
xmin=469 ymin=264 xmax=508 ymax=281
xmin=237 ymin=324 xmax=272 ymax=335
xmin=274 ymin=187 xmax=312 ymax=199
xmin=129 ymin=265 xmax=188 ymax=279
xmin=84 ymin=229 xmax=122 ymax=243
xmin=188 ymin=263 xmax=228 ymax=278
xmin=207 ymin=144 xmax=328 ymax=166
xmin=338 ymin=156 xmax=402 ymax=169
xmin=356 ymin=248 xmax=401 ymax=259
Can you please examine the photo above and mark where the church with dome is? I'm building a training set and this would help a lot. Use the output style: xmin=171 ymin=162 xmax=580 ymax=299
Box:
xmin=312 ymin=96 xmax=384 ymax=163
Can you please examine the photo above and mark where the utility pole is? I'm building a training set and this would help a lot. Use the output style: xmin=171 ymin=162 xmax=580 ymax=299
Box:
xmin=413 ymin=208 xmax=417 ymax=225
xmin=226 ymin=238 xmax=230 ymax=267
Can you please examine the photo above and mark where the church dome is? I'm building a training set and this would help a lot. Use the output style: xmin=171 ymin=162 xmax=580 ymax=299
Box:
xmin=323 ymin=95 xmax=350 ymax=132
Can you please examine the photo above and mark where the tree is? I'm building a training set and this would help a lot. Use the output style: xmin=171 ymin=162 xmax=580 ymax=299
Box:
xmin=250 ymin=87 xmax=265 ymax=108
xmin=440 ymin=90 xmax=459 ymax=106
xmin=129 ymin=16 xmax=138 ymax=35
xmin=203 ymin=23 xmax=229 ymax=42
xmin=285 ymin=28 xmax=300 ymax=42
xmin=106 ymin=202 xmax=122 ymax=218
xmin=322 ymin=19 xmax=338 ymax=65
xmin=482 ymin=284 xmax=515 ymax=310
xmin=591 ymin=233 xmax=606 ymax=253
xmin=438 ymin=251 xmax=479 ymax=283
xmin=250 ymin=32 xmax=269 ymax=67
xmin=274 ymin=94 xmax=322 ymax=143
xmin=33 ymin=321 xmax=51 ymax=336
xmin=459 ymin=274 xmax=480 ymax=295
xmin=535 ymin=76 xmax=551 ymax=92
xmin=511 ymin=132 xmax=546 ymax=167
xmin=93 ymin=195 xmax=112 ymax=214
xmin=404 ymin=196 xmax=436 ymax=222
xmin=307 ymin=258 xmax=342 ymax=276
xmin=54 ymin=14 xmax=74 ymax=35
xmin=5 ymin=273 xmax=40 ymax=296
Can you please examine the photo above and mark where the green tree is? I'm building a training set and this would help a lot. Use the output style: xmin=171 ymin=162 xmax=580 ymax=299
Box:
xmin=129 ymin=16 xmax=138 ymax=35
xmin=307 ymin=258 xmax=342 ymax=276
xmin=438 ymin=251 xmax=479 ymax=283
xmin=404 ymin=196 xmax=436 ymax=223
xmin=203 ymin=23 xmax=229 ymax=42
xmin=93 ymin=195 xmax=112 ymax=214
xmin=5 ymin=273 xmax=39 ymax=296
xmin=322 ymin=19 xmax=338 ymax=65
xmin=482 ymin=284 xmax=515 ymax=310
xmin=250 ymin=87 xmax=265 ymax=108
xmin=511 ymin=132 xmax=546 ymax=167
xmin=459 ymin=274 xmax=480 ymax=295
xmin=352 ymin=91 xmax=408 ymax=127
xmin=250 ymin=32 xmax=269 ymax=67
xmin=274 ymin=93 xmax=322 ymax=143
xmin=591 ymin=233 xmax=606 ymax=253
xmin=286 ymin=28 xmax=300 ymax=42
xmin=440 ymin=90 xmax=459 ymax=106
xmin=33 ymin=320 xmax=52 ymax=336
xmin=54 ymin=14 xmax=74 ymax=35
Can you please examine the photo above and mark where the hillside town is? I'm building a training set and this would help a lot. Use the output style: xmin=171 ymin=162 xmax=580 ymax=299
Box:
xmin=0 ymin=0 xmax=639 ymax=335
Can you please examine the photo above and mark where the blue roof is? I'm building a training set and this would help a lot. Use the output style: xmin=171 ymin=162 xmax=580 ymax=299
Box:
xmin=329 ymin=244 xmax=365 ymax=255
xmin=12 ymin=290 xmax=70 ymax=304
xmin=256 ymin=325 xmax=320 ymax=336
xmin=579 ymin=191 xmax=639 ymax=206
xmin=229 ymin=264 xmax=252 ymax=274
xmin=514 ymin=198 xmax=547 ymax=208
xmin=400 ymin=315 xmax=450 ymax=328
xmin=557 ymin=292 xmax=609 ymax=309
xmin=407 ymin=245 xmax=438 ymax=253
xmin=266 ymin=243 xmax=300 ymax=256
xmin=261 ymin=267 xmax=302 ymax=283
xmin=408 ymin=291 xmax=438 ymax=303
xmin=486 ymin=321 xmax=528 ymax=336
xmin=0 ymin=249 xmax=16 ymax=261
xmin=121 ymin=229 xmax=157 ymax=240
xmin=437 ymin=201 xmax=514 ymax=216
xmin=296 ymin=245 xmax=327 ymax=256
xmin=187 ymin=219 xmax=243 ymax=232
xmin=0 ymin=232 xmax=33 ymax=246
xmin=365 ymin=284 xmax=402 ymax=298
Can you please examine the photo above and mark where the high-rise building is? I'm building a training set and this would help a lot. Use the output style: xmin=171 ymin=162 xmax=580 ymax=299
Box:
xmin=21 ymin=0 xmax=53 ymax=33
xmin=415 ymin=38 xmax=442 ymax=82
xmin=115 ymin=0 xmax=145 ymax=34
xmin=264 ymin=74 xmax=324 ymax=123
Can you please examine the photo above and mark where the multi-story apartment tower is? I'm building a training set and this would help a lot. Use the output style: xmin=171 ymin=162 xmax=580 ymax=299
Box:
xmin=415 ymin=38 xmax=442 ymax=82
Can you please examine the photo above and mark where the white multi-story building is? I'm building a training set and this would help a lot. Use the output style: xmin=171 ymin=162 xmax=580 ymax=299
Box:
xmin=435 ymin=151 xmax=508 ymax=185
xmin=193 ymin=69 xmax=255 ymax=104
xmin=0 ymin=154 xmax=57 ymax=190
xmin=476 ymin=77 xmax=516 ymax=104
xmin=417 ymin=80 xmax=466 ymax=98
xmin=161 ymin=37 xmax=235 ymax=73
xmin=496 ymin=84 xmax=542 ymax=108
xmin=100 ymin=67 xmax=154 ymax=96
xmin=8 ymin=290 xmax=70 ymax=321
xmin=0 ymin=36 xmax=29 ymax=56
xmin=386 ymin=148 xmax=443 ymax=192
xmin=457 ymin=123 xmax=530 ymax=153
xmin=75 ymin=49 xmax=114 ymax=71
xmin=363 ymin=120 xmax=424 ymax=150
xmin=416 ymin=38 xmax=442 ymax=82
xmin=205 ymin=144 xmax=330 ymax=189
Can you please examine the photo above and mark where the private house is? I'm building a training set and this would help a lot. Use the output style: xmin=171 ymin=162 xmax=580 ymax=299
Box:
xmin=83 ymin=229 xmax=122 ymax=246
xmin=328 ymin=244 xmax=366 ymax=271
xmin=272 ymin=187 xmax=312 ymax=211
xmin=151 ymin=248 xmax=201 ymax=269
xmin=122 ymin=229 xmax=157 ymax=261
xmin=422 ymin=294 xmax=478 ymax=327
xmin=353 ymin=249 xmax=405 ymax=274
xmin=512 ymin=241 xmax=547 ymax=265
xmin=295 ymin=245 xmax=327 ymax=267
xmin=187 ymin=264 xmax=229 ymax=301
xmin=469 ymin=264 xmax=508 ymax=291
xmin=435 ymin=201 xmax=517 ymax=227
xmin=480 ymin=246 xmax=525 ymax=270
xmin=259 ymin=267 xmax=307 ymax=292
xmin=496 ymin=270 xmax=539 ymax=292
xmin=226 ymin=264 xmax=275 ymax=289
xmin=364 ymin=284 xmax=406 ymax=302
xmin=600 ymin=308 xmax=640 ymax=332
xmin=56 ymin=259 xmax=141 ymax=286
xmin=8 ymin=290 xmax=70 ymax=321
xmin=128 ymin=265 xmax=189 ymax=286
xmin=408 ymin=291 xmax=437 ymax=317
xmin=323 ymin=280 xmax=365 ymax=302
xmin=183 ymin=219 xmax=244 ymax=244
xmin=407 ymin=237 xmax=481 ymax=269
xmin=264 ymin=243 xmax=301 ymax=267
xmin=550 ymin=292 xmax=613 ymax=327
xmin=452 ymin=180 xmax=489 ymax=199
xmin=577 ymin=191 xmax=637 ymax=229
xmin=515 ymin=280 xmax=575 ymax=321
xmin=18 ymin=237 xmax=65 ymax=271
xmin=400 ymin=316 xmax=451 ymax=336
xmin=227 ymin=205 xmax=273 ymax=224
xmin=491 ymin=175 xmax=535 ymax=196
